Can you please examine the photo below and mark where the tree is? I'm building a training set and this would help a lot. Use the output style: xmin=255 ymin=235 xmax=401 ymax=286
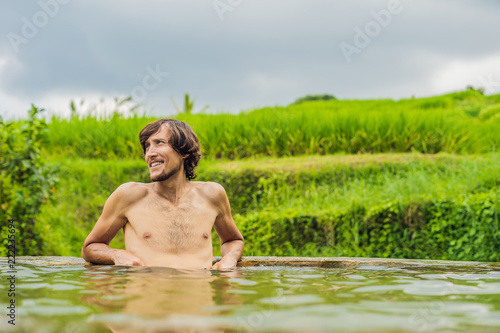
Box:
xmin=292 ymin=94 xmax=337 ymax=105
xmin=170 ymin=93 xmax=209 ymax=115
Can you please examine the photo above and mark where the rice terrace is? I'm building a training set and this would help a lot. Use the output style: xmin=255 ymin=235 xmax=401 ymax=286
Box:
xmin=2 ymin=88 xmax=500 ymax=260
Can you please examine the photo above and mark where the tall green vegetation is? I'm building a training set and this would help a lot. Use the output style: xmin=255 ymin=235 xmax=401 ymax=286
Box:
xmin=44 ymin=90 xmax=500 ymax=160
xmin=0 ymin=106 xmax=59 ymax=256
xmin=33 ymin=153 xmax=500 ymax=261
xmin=3 ymin=90 xmax=500 ymax=260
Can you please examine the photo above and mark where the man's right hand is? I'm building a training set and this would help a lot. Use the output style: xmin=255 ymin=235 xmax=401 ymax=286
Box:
xmin=112 ymin=249 xmax=144 ymax=266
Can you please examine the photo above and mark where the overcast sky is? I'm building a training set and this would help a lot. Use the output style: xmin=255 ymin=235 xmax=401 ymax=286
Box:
xmin=1 ymin=0 xmax=500 ymax=120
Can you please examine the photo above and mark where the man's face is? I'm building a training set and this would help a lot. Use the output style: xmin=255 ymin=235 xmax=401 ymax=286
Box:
xmin=144 ymin=125 xmax=185 ymax=182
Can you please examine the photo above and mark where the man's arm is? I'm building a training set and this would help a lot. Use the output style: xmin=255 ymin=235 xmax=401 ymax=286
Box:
xmin=210 ymin=183 xmax=244 ymax=269
xmin=82 ymin=183 xmax=144 ymax=266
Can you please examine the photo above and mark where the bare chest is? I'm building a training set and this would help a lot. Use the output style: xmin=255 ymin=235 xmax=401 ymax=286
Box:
xmin=125 ymin=194 xmax=217 ymax=251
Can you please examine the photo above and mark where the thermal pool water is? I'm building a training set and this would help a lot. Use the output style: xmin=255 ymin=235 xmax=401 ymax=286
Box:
xmin=1 ymin=257 xmax=500 ymax=332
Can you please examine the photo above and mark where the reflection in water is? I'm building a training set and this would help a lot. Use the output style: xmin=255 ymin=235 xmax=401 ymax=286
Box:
xmin=81 ymin=266 xmax=242 ymax=332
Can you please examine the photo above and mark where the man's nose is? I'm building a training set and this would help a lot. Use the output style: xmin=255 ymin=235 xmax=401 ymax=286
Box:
xmin=146 ymin=146 xmax=158 ymax=158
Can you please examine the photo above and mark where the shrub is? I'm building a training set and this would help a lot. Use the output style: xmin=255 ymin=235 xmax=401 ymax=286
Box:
xmin=0 ymin=106 xmax=59 ymax=255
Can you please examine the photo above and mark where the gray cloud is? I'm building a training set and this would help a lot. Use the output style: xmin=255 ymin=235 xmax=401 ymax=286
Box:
xmin=1 ymin=0 xmax=500 ymax=119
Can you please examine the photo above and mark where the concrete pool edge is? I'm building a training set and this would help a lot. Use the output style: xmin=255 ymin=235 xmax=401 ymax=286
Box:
xmin=1 ymin=256 xmax=499 ymax=268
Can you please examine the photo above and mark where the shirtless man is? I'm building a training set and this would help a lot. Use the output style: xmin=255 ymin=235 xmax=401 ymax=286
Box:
xmin=82 ymin=119 xmax=244 ymax=269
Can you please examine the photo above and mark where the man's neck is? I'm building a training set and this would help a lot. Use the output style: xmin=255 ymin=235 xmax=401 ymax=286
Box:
xmin=153 ymin=172 xmax=189 ymax=205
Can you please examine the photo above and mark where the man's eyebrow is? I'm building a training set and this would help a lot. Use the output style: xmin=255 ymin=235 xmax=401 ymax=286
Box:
xmin=145 ymin=136 xmax=166 ymax=144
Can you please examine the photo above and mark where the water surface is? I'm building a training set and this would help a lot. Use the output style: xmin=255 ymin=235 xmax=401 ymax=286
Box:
xmin=2 ymin=262 xmax=500 ymax=332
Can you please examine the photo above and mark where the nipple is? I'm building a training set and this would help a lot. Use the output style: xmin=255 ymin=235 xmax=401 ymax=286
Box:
xmin=203 ymin=233 xmax=209 ymax=239
xmin=143 ymin=232 xmax=152 ymax=239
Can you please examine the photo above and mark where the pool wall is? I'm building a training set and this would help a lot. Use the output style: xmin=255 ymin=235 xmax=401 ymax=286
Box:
xmin=2 ymin=256 xmax=498 ymax=269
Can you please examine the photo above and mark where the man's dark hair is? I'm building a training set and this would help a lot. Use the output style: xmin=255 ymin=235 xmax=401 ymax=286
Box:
xmin=139 ymin=119 xmax=201 ymax=180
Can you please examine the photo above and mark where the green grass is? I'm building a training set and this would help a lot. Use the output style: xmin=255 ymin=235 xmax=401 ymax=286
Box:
xmin=4 ymin=89 xmax=500 ymax=260
xmin=41 ymin=90 xmax=500 ymax=160
xmin=35 ymin=153 xmax=500 ymax=261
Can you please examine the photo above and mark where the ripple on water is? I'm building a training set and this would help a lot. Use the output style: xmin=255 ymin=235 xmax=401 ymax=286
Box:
xmin=50 ymin=283 xmax=84 ymax=291
xmin=259 ymin=294 xmax=324 ymax=306
xmin=357 ymin=300 xmax=491 ymax=315
xmin=17 ymin=282 xmax=51 ymax=289
xmin=21 ymin=304 xmax=91 ymax=316
xmin=285 ymin=278 xmax=305 ymax=282
xmin=7 ymin=262 xmax=500 ymax=333
xmin=228 ymin=289 xmax=257 ymax=294
xmin=356 ymin=265 xmax=391 ymax=271
xmin=352 ymin=278 xmax=500 ymax=296
xmin=284 ymin=274 xmax=325 ymax=279
xmin=228 ymin=278 xmax=258 ymax=286
xmin=420 ymin=272 xmax=500 ymax=280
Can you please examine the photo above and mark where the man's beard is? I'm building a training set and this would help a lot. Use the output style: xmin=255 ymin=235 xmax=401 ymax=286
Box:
xmin=150 ymin=164 xmax=181 ymax=182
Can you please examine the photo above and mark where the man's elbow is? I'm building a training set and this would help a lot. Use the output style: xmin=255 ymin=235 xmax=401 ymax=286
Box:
xmin=222 ymin=237 xmax=244 ymax=250
xmin=81 ymin=241 xmax=99 ymax=262
xmin=81 ymin=243 xmax=91 ymax=262
xmin=223 ymin=236 xmax=244 ymax=245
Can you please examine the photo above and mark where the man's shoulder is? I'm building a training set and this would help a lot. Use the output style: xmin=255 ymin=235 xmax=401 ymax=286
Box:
xmin=116 ymin=181 xmax=150 ymax=191
xmin=112 ymin=182 xmax=151 ymax=203
xmin=191 ymin=181 xmax=227 ymax=201
xmin=192 ymin=181 xmax=225 ymax=193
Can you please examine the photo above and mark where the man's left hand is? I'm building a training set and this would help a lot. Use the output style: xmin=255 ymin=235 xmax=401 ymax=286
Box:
xmin=211 ymin=256 xmax=238 ymax=270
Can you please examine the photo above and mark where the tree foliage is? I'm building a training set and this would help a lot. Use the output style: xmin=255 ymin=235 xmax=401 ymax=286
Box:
xmin=292 ymin=94 xmax=337 ymax=104
xmin=0 ymin=105 xmax=59 ymax=255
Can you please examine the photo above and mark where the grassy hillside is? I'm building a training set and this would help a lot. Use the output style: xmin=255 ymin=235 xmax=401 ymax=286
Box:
xmin=30 ymin=153 xmax=500 ymax=261
xmin=44 ymin=90 xmax=500 ymax=159
xmin=2 ymin=90 xmax=500 ymax=260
